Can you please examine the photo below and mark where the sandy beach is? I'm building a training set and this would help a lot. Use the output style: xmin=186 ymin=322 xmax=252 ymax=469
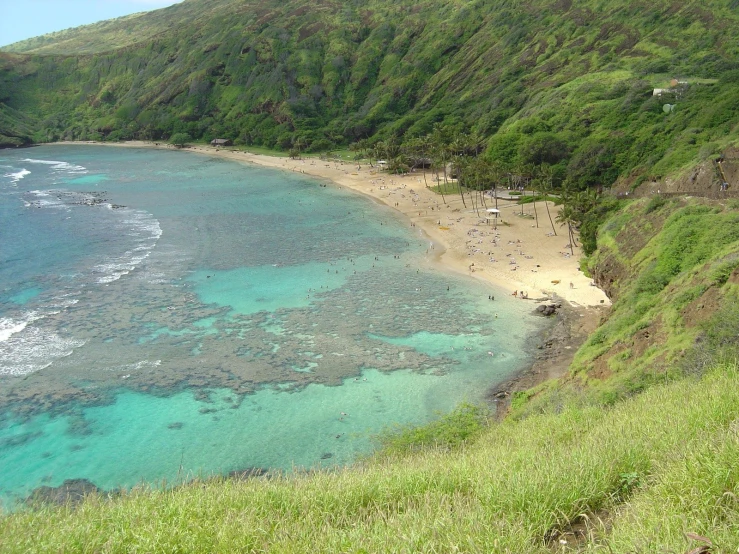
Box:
xmin=72 ymin=140 xmax=609 ymax=308
xmin=41 ymin=140 xmax=610 ymax=405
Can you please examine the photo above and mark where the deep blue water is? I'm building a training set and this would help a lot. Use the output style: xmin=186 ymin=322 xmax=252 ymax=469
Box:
xmin=0 ymin=145 xmax=539 ymax=509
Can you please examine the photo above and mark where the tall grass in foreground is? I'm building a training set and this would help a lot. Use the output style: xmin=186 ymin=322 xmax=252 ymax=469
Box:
xmin=1 ymin=364 xmax=738 ymax=553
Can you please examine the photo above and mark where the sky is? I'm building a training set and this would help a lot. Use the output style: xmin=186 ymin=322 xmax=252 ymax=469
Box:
xmin=0 ymin=0 xmax=184 ymax=47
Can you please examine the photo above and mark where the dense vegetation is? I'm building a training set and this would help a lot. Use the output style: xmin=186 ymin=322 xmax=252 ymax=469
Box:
xmin=2 ymin=0 xmax=739 ymax=190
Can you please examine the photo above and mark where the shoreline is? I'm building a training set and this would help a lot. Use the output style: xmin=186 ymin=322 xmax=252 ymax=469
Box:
xmin=40 ymin=140 xmax=610 ymax=396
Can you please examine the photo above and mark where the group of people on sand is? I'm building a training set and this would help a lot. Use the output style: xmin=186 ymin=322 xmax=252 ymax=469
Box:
xmin=512 ymin=290 xmax=529 ymax=299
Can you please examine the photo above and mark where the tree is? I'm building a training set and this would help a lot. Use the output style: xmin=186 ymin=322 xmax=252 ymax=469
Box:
xmin=518 ymin=132 xmax=570 ymax=166
xmin=556 ymin=182 xmax=588 ymax=256
xmin=566 ymin=139 xmax=618 ymax=190
xmin=169 ymin=133 xmax=191 ymax=148
xmin=292 ymin=135 xmax=306 ymax=156
xmin=450 ymin=133 xmax=468 ymax=208
xmin=538 ymin=164 xmax=558 ymax=236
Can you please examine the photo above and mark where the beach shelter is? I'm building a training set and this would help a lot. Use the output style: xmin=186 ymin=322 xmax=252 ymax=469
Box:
xmin=485 ymin=208 xmax=500 ymax=226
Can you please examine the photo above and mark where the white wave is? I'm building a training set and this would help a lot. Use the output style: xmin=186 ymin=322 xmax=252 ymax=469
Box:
xmin=25 ymin=189 xmax=163 ymax=285
xmin=26 ymin=189 xmax=70 ymax=210
xmin=0 ymin=318 xmax=28 ymax=342
xmin=0 ymin=324 xmax=85 ymax=376
xmin=0 ymin=312 xmax=47 ymax=342
xmin=42 ymin=296 xmax=79 ymax=310
xmin=92 ymin=209 xmax=162 ymax=284
xmin=112 ymin=359 xmax=162 ymax=372
xmin=3 ymin=168 xmax=30 ymax=184
xmin=21 ymin=158 xmax=87 ymax=174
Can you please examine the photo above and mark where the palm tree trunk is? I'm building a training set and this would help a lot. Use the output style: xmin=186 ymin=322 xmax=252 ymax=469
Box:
xmin=567 ymin=223 xmax=575 ymax=255
xmin=455 ymin=161 xmax=467 ymax=208
xmin=521 ymin=183 xmax=525 ymax=215
xmin=545 ymin=200 xmax=557 ymax=236
xmin=436 ymin=164 xmax=446 ymax=204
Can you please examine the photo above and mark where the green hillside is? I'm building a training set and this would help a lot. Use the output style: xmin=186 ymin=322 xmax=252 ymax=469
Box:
xmin=509 ymin=196 xmax=739 ymax=418
xmin=1 ymin=0 xmax=738 ymax=187
xmin=3 ymin=1 xmax=739 ymax=549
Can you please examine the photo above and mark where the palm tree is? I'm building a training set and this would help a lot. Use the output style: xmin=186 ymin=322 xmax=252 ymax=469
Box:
xmin=525 ymin=163 xmax=539 ymax=228
xmin=451 ymin=152 xmax=468 ymax=208
xmin=449 ymin=131 xmax=473 ymax=207
xmin=556 ymin=188 xmax=579 ymax=255
xmin=431 ymin=124 xmax=451 ymax=187
xmin=415 ymin=135 xmax=432 ymax=188
xmin=429 ymin=129 xmax=448 ymax=204
xmin=349 ymin=142 xmax=360 ymax=161
xmin=292 ymin=135 xmax=306 ymax=157
xmin=539 ymin=164 xmax=558 ymax=236
xmin=370 ymin=143 xmax=383 ymax=167
xmin=356 ymin=138 xmax=369 ymax=160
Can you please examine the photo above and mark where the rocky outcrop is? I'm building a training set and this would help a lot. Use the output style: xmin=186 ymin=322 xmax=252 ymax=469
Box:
xmin=27 ymin=479 xmax=101 ymax=506
xmin=535 ymin=303 xmax=561 ymax=316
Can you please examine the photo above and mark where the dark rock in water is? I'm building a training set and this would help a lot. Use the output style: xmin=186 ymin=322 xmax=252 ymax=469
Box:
xmin=320 ymin=452 xmax=333 ymax=460
xmin=198 ymin=407 xmax=217 ymax=414
xmin=167 ymin=422 xmax=184 ymax=430
xmin=27 ymin=478 xmax=101 ymax=507
xmin=0 ymin=431 xmax=42 ymax=448
xmin=227 ymin=467 xmax=269 ymax=480
xmin=535 ymin=304 xmax=558 ymax=316
xmin=194 ymin=390 xmax=213 ymax=403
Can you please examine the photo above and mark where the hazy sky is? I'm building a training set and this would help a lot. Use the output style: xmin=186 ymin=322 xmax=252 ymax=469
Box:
xmin=0 ymin=0 xmax=184 ymax=47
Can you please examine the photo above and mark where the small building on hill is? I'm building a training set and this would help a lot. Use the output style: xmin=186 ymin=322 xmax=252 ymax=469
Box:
xmin=210 ymin=138 xmax=232 ymax=147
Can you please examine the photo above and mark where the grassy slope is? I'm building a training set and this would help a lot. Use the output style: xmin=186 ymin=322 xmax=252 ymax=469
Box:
xmin=510 ymin=197 xmax=739 ymax=416
xmin=1 ymin=364 xmax=737 ymax=552
xmin=0 ymin=0 xmax=738 ymax=185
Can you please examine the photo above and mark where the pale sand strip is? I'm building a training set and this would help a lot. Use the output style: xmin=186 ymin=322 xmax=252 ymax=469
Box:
xmin=53 ymin=141 xmax=610 ymax=308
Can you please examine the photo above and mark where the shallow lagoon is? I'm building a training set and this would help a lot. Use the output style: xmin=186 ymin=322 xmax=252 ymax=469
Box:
xmin=0 ymin=146 xmax=540 ymax=508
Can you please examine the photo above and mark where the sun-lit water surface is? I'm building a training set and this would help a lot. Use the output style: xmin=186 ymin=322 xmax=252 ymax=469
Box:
xmin=0 ymin=145 xmax=542 ymax=508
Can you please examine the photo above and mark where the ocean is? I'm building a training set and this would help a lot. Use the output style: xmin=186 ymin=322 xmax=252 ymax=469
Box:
xmin=0 ymin=145 xmax=540 ymax=509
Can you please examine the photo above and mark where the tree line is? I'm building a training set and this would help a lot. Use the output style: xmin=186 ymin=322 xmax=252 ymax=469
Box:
xmin=343 ymin=124 xmax=608 ymax=256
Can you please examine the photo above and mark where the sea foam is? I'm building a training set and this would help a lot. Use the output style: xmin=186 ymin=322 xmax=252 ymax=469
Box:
xmin=0 ymin=313 xmax=85 ymax=376
xmin=93 ymin=209 xmax=162 ymax=284
xmin=0 ymin=318 xmax=28 ymax=342
xmin=21 ymin=158 xmax=87 ymax=174
xmin=3 ymin=169 xmax=31 ymax=184
xmin=23 ymin=188 xmax=163 ymax=284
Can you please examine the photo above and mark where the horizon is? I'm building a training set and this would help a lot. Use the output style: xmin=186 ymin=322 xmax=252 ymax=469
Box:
xmin=0 ymin=0 xmax=184 ymax=47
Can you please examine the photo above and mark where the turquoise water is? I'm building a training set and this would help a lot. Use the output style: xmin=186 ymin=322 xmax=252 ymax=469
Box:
xmin=0 ymin=146 xmax=541 ymax=509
